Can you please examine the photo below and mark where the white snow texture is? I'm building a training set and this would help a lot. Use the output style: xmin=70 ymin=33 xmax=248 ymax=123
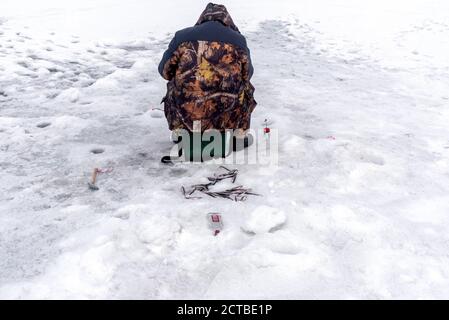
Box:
xmin=1 ymin=0 xmax=449 ymax=299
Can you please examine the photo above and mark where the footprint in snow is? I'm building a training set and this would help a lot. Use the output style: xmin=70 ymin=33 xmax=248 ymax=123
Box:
xmin=37 ymin=122 xmax=51 ymax=128
xmin=149 ymin=109 xmax=164 ymax=118
xmin=358 ymin=153 xmax=385 ymax=166
xmin=242 ymin=206 xmax=287 ymax=235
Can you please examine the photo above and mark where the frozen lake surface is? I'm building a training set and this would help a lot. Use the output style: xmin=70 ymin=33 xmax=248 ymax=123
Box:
xmin=1 ymin=0 xmax=449 ymax=299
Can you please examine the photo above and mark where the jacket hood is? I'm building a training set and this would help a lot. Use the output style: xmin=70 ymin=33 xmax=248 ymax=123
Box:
xmin=195 ymin=3 xmax=239 ymax=33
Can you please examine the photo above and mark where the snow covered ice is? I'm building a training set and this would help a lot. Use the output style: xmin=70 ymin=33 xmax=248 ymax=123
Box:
xmin=1 ymin=0 xmax=449 ymax=299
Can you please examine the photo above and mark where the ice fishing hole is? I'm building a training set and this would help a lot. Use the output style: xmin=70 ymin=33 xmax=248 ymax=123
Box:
xmin=90 ymin=148 xmax=105 ymax=154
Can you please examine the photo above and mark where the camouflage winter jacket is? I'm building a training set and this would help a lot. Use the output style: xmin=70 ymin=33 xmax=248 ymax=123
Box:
xmin=158 ymin=3 xmax=256 ymax=132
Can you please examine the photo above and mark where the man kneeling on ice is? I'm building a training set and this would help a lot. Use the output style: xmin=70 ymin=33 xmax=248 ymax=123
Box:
xmin=158 ymin=3 xmax=257 ymax=162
